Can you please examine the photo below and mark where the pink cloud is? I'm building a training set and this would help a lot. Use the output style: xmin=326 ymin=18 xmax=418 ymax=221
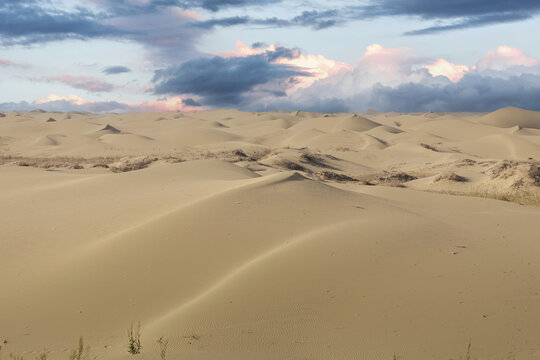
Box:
xmin=218 ymin=41 xmax=266 ymax=57
xmin=423 ymin=59 xmax=470 ymax=82
xmin=34 ymin=93 xmax=202 ymax=113
xmin=41 ymin=75 xmax=115 ymax=92
xmin=359 ymin=44 xmax=415 ymax=73
xmin=476 ymin=46 xmax=539 ymax=71
xmin=35 ymin=94 xmax=89 ymax=105
xmin=0 ymin=58 xmax=30 ymax=68
xmin=129 ymin=96 xmax=201 ymax=112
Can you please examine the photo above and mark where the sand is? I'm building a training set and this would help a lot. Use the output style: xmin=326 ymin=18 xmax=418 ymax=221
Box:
xmin=1 ymin=107 xmax=540 ymax=360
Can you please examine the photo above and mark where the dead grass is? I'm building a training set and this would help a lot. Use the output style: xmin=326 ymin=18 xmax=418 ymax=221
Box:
xmin=0 ymin=155 xmax=119 ymax=169
xmin=69 ymin=337 xmax=90 ymax=360
xmin=315 ymin=170 xmax=358 ymax=183
xmin=433 ymin=172 xmax=468 ymax=183
xmin=358 ymin=172 xmax=418 ymax=187
xmin=420 ymin=143 xmax=439 ymax=152
xmin=273 ymin=159 xmax=308 ymax=172
xmin=431 ymin=186 xmax=540 ymax=206
xmin=110 ymin=157 xmax=158 ymax=173
xmin=298 ymin=152 xmax=335 ymax=169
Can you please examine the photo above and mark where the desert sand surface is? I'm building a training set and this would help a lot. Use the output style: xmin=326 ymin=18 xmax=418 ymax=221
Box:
xmin=1 ymin=107 xmax=540 ymax=360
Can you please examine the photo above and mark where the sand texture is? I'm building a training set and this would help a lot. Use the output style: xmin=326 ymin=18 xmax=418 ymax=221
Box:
xmin=1 ymin=107 xmax=540 ymax=360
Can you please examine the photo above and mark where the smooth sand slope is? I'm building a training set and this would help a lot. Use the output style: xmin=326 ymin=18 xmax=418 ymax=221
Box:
xmin=1 ymin=107 xmax=540 ymax=360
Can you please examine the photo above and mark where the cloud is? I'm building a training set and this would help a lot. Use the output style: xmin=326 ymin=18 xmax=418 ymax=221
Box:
xmin=191 ymin=10 xmax=342 ymax=31
xmin=152 ymin=42 xmax=353 ymax=107
xmin=0 ymin=93 xmax=202 ymax=113
xmin=220 ymin=41 xmax=352 ymax=90
xmin=423 ymin=59 xmax=469 ymax=82
xmin=35 ymin=94 xmax=89 ymax=106
xmin=359 ymin=0 xmax=540 ymax=34
xmin=367 ymin=73 xmax=540 ymax=112
xmin=190 ymin=16 xmax=250 ymax=29
xmin=257 ymin=44 xmax=540 ymax=113
xmin=187 ymin=0 xmax=282 ymax=12
xmin=182 ymin=98 xmax=201 ymax=106
xmin=104 ymin=7 xmax=207 ymax=62
xmin=179 ymin=0 xmax=540 ymax=34
xmin=41 ymin=75 xmax=116 ymax=92
xmin=152 ymin=53 xmax=310 ymax=106
xmin=0 ymin=58 xmax=30 ymax=68
xmin=87 ymin=0 xmax=282 ymax=13
xmin=0 ymin=0 xmax=128 ymax=45
xmin=476 ymin=46 xmax=540 ymax=72
xmin=102 ymin=66 xmax=131 ymax=75
xmin=4 ymin=43 xmax=540 ymax=114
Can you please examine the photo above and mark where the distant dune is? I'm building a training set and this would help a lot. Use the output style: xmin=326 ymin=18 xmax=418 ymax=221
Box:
xmin=479 ymin=106 xmax=540 ymax=129
xmin=1 ymin=107 xmax=540 ymax=360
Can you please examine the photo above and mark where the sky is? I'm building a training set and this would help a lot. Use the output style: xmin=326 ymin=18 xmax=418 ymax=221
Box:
xmin=1 ymin=0 xmax=540 ymax=113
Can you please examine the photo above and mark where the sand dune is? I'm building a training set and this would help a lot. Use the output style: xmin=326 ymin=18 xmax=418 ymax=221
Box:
xmin=332 ymin=115 xmax=381 ymax=132
xmin=1 ymin=107 xmax=540 ymax=360
xmin=479 ymin=106 xmax=540 ymax=129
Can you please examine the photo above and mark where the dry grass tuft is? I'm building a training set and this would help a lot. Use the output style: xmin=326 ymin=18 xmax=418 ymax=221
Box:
xmin=433 ymin=171 xmax=468 ymax=183
xmin=273 ymin=159 xmax=308 ymax=172
xmin=298 ymin=152 xmax=334 ymax=169
xmin=0 ymin=155 xmax=119 ymax=169
xmin=69 ymin=337 xmax=90 ymax=360
xmin=110 ymin=157 xmax=157 ymax=173
xmin=359 ymin=172 xmax=417 ymax=187
xmin=316 ymin=170 xmax=358 ymax=183
xmin=156 ymin=337 xmax=168 ymax=360
xmin=420 ymin=143 xmax=439 ymax=152
xmin=127 ymin=322 xmax=142 ymax=355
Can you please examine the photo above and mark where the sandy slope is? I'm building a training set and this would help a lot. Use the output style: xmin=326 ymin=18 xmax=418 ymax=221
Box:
xmin=1 ymin=107 xmax=540 ymax=360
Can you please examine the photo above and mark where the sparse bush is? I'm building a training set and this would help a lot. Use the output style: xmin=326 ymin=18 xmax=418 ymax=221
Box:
xmin=127 ymin=322 xmax=142 ymax=355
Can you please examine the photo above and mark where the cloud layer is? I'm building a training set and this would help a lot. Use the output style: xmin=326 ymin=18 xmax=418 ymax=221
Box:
xmin=3 ymin=44 xmax=540 ymax=113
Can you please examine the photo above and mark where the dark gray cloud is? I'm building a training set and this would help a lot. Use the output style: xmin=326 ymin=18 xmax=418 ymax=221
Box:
xmin=258 ymin=97 xmax=349 ymax=113
xmin=153 ymin=53 xmax=310 ymax=106
xmin=0 ymin=1 xmax=127 ymax=45
xmin=1 ymin=0 xmax=538 ymax=50
xmin=183 ymin=1 xmax=540 ymax=33
xmin=362 ymin=0 xmax=540 ymax=20
xmin=264 ymin=46 xmax=300 ymax=62
xmin=184 ymin=0 xmax=281 ymax=12
xmin=94 ymin=0 xmax=282 ymax=13
xmin=359 ymin=0 xmax=540 ymax=34
xmin=182 ymin=98 xmax=201 ymax=107
xmin=102 ymin=66 xmax=131 ymax=75
xmin=366 ymin=73 xmax=540 ymax=112
xmin=191 ymin=16 xmax=250 ymax=29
